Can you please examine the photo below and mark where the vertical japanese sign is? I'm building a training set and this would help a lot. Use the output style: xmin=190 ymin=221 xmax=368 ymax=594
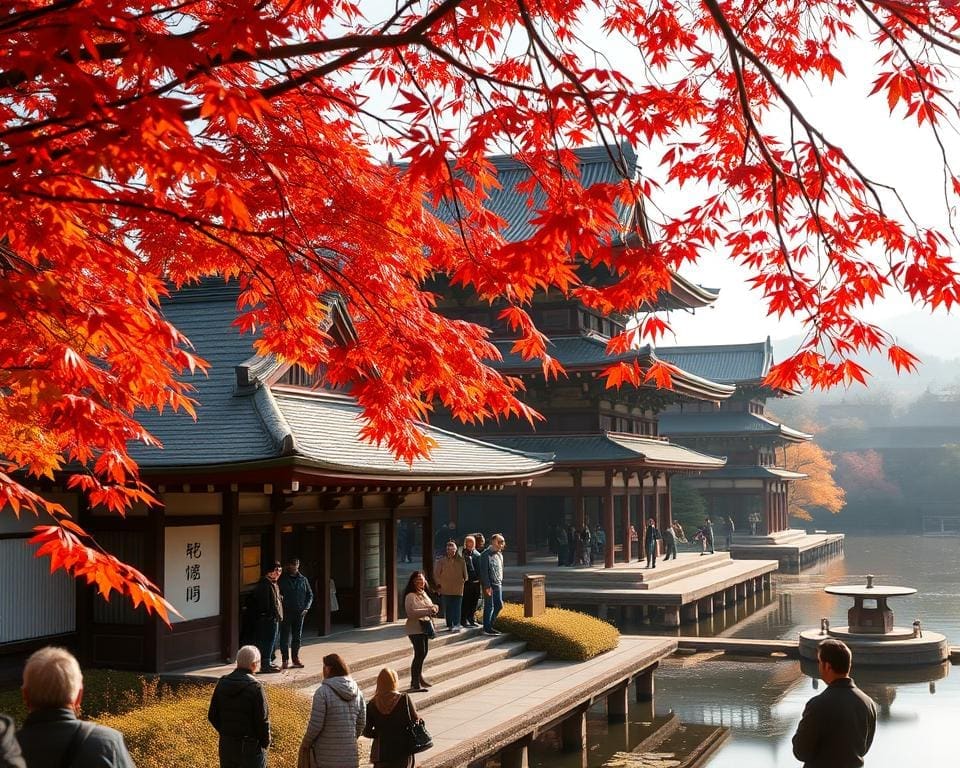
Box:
xmin=164 ymin=524 xmax=220 ymax=623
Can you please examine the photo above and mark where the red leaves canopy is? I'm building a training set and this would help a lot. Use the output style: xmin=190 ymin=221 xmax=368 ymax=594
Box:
xmin=3 ymin=0 xmax=960 ymax=617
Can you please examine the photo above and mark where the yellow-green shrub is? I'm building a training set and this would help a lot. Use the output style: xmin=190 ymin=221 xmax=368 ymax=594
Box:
xmin=494 ymin=602 xmax=619 ymax=661
xmin=97 ymin=683 xmax=311 ymax=768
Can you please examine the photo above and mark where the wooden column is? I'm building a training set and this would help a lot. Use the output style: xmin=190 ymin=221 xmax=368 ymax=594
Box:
xmin=385 ymin=497 xmax=401 ymax=623
xmin=665 ymin=474 xmax=673 ymax=527
xmin=269 ymin=490 xmax=284 ymax=565
xmin=147 ymin=503 xmax=164 ymax=671
xmin=352 ymin=518 xmax=364 ymax=627
xmin=573 ymin=471 xmax=585 ymax=529
xmin=621 ymin=472 xmax=632 ymax=563
xmin=501 ymin=741 xmax=530 ymax=768
xmin=422 ymin=492 xmax=436 ymax=586
xmin=604 ymin=470 xmax=615 ymax=569
xmin=221 ymin=488 xmax=240 ymax=662
xmin=607 ymin=684 xmax=629 ymax=723
xmin=639 ymin=487 xmax=648 ymax=561
xmin=763 ymin=481 xmax=772 ymax=534
xmin=516 ymin=488 xmax=528 ymax=566
xmin=317 ymin=524 xmax=332 ymax=636
xmin=635 ymin=665 xmax=656 ymax=702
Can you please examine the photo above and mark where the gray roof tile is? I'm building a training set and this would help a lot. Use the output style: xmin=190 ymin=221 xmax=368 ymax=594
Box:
xmin=659 ymin=411 xmax=812 ymax=442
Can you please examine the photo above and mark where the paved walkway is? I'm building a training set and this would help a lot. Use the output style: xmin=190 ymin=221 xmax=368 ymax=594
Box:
xmin=415 ymin=635 xmax=675 ymax=768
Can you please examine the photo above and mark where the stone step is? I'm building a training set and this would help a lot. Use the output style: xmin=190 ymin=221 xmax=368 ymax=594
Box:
xmin=292 ymin=626 xmax=495 ymax=688
xmin=351 ymin=636 xmax=527 ymax=694
xmin=407 ymin=649 xmax=548 ymax=710
xmin=504 ymin=553 xmax=733 ymax=590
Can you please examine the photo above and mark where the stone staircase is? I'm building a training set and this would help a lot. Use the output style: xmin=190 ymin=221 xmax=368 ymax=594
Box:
xmin=297 ymin=626 xmax=548 ymax=709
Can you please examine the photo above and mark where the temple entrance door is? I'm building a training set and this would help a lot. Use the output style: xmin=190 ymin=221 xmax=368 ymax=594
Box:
xmin=329 ymin=524 xmax=356 ymax=627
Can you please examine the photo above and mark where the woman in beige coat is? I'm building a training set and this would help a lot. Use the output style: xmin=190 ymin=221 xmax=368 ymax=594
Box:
xmin=403 ymin=571 xmax=438 ymax=692
xmin=435 ymin=540 xmax=467 ymax=633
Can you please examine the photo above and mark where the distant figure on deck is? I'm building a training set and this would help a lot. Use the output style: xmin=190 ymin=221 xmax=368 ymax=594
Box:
xmin=461 ymin=535 xmax=483 ymax=628
xmin=554 ymin=525 xmax=568 ymax=567
xmin=629 ymin=524 xmax=639 ymax=561
xmin=792 ymin=639 xmax=877 ymax=768
xmin=644 ymin=518 xmax=661 ymax=569
xmin=580 ymin=526 xmax=592 ymax=566
xmin=672 ymin=521 xmax=687 ymax=544
xmin=748 ymin=511 xmax=761 ymax=536
xmin=702 ymin=517 xmax=715 ymax=554
xmin=565 ymin=525 xmax=577 ymax=566
xmin=723 ymin=516 xmax=736 ymax=550
xmin=662 ymin=522 xmax=677 ymax=560
xmin=480 ymin=534 xmax=506 ymax=635
xmin=593 ymin=525 xmax=606 ymax=563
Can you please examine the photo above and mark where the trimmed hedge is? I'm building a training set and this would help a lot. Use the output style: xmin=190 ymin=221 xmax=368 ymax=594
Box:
xmin=494 ymin=602 xmax=619 ymax=661
xmin=0 ymin=669 xmax=147 ymax=726
xmin=97 ymin=682 xmax=311 ymax=768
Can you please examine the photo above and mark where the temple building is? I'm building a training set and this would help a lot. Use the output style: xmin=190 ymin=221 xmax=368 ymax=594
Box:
xmin=429 ymin=145 xmax=737 ymax=567
xmin=1 ymin=280 xmax=551 ymax=671
xmin=656 ymin=339 xmax=811 ymax=536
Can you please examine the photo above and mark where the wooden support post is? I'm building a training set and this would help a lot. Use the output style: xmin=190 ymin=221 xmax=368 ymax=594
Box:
xmin=318 ymin=525 xmax=332 ymax=636
xmin=635 ymin=666 xmax=656 ymax=702
xmin=607 ymin=685 xmax=629 ymax=723
xmin=561 ymin=709 xmax=587 ymax=752
xmin=664 ymin=605 xmax=680 ymax=627
xmin=604 ymin=470 xmax=615 ymax=569
xmin=385 ymin=506 xmax=399 ymax=623
xmin=713 ymin=592 xmax=725 ymax=610
xmin=682 ymin=601 xmax=699 ymax=624
xmin=621 ymin=473 xmax=632 ymax=563
xmin=501 ymin=740 xmax=530 ymax=768
xmin=699 ymin=596 xmax=714 ymax=617
xmin=221 ymin=489 xmax=240 ymax=662
xmin=517 ymin=489 xmax=528 ymax=567
xmin=422 ymin=496 xmax=435 ymax=584
xmin=746 ymin=577 xmax=756 ymax=595
xmin=725 ymin=586 xmax=737 ymax=605
xmin=736 ymin=582 xmax=747 ymax=601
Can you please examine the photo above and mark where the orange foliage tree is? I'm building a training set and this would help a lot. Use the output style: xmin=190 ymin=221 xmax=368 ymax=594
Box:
xmin=785 ymin=441 xmax=846 ymax=521
xmin=3 ymin=1 xmax=960 ymax=615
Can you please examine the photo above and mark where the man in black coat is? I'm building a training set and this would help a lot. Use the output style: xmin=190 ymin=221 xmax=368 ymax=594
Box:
xmin=0 ymin=715 xmax=24 ymax=768
xmin=16 ymin=647 xmax=135 ymax=768
xmin=792 ymin=639 xmax=878 ymax=768
xmin=460 ymin=534 xmax=483 ymax=627
xmin=644 ymin=518 xmax=661 ymax=568
xmin=208 ymin=645 xmax=271 ymax=768
xmin=251 ymin=562 xmax=283 ymax=673
xmin=278 ymin=557 xmax=313 ymax=669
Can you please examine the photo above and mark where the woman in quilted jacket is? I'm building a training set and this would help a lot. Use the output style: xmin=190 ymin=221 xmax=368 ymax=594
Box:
xmin=298 ymin=653 xmax=366 ymax=768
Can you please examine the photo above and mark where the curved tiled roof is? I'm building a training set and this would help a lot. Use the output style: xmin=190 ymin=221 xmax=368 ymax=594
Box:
xmin=482 ymin=433 xmax=725 ymax=470
xmin=491 ymin=337 xmax=735 ymax=402
xmin=695 ymin=466 xmax=807 ymax=480
xmin=129 ymin=282 xmax=552 ymax=482
xmin=659 ymin=411 xmax=812 ymax=443
xmin=655 ymin=340 xmax=773 ymax=383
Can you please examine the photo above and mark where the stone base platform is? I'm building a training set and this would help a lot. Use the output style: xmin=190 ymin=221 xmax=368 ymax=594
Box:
xmin=503 ymin=552 xmax=779 ymax=627
xmin=799 ymin=627 xmax=949 ymax=666
xmin=731 ymin=529 xmax=844 ymax=571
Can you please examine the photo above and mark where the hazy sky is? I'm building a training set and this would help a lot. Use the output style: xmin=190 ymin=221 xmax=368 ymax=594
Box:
xmin=656 ymin=36 xmax=960 ymax=355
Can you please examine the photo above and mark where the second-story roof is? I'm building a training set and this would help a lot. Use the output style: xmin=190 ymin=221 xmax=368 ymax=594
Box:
xmin=659 ymin=411 xmax=812 ymax=443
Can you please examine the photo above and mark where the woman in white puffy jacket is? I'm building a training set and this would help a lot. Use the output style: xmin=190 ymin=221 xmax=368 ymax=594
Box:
xmin=298 ymin=653 xmax=365 ymax=768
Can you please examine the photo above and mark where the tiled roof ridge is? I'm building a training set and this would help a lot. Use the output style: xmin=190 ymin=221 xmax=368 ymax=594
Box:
xmin=252 ymin=386 xmax=297 ymax=456
xmin=485 ymin=142 xmax=638 ymax=176
xmin=269 ymin=386 xmax=554 ymax=466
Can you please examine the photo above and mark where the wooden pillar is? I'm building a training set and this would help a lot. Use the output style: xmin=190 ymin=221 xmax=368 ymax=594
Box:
xmin=573 ymin=471 xmax=585 ymax=529
xmin=635 ymin=665 xmax=656 ymax=702
xmin=501 ymin=741 xmax=530 ymax=768
xmin=448 ymin=491 xmax=458 ymax=529
xmin=561 ymin=708 xmax=587 ymax=752
xmin=385 ymin=498 xmax=401 ymax=623
xmin=517 ymin=488 xmax=528 ymax=567
xmin=682 ymin=601 xmax=699 ymax=624
xmin=269 ymin=490 xmax=284 ymax=565
xmin=639 ymin=488 xmax=648 ymax=561
xmin=763 ymin=481 xmax=772 ymax=535
xmin=665 ymin=474 xmax=673 ymax=528
xmin=422 ymin=492 xmax=435 ymax=583
xmin=699 ymin=596 xmax=714 ymax=616
xmin=221 ymin=488 xmax=240 ymax=662
xmin=607 ymin=684 xmax=629 ymax=723
xmin=318 ymin=524 xmax=331 ymax=636
xmin=604 ymin=470 xmax=615 ymax=569
xmin=353 ymin=517 xmax=364 ymax=627
xmin=621 ymin=472 xmax=632 ymax=563
xmin=664 ymin=605 xmax=680 ymax=627
xmin=147 ymin=504 xmax=164 ymax=671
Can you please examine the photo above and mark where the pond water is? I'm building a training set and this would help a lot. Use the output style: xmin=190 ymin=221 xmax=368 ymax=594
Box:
xmin=526 ymin=534 xmax=960 ymax=767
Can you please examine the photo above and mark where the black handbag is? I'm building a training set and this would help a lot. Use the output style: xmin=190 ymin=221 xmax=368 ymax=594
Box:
xmin=419 ymin=617 xmax=435 ymax=639
xmin=405 ymin=694 xmax=433 ymax=754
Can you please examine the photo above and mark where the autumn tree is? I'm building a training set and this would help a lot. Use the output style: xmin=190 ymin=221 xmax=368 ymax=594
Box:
xmin=4 ymin=0 xmax=960 ymax=613
xmin=785 ymin=440 xmax=846 ymax=521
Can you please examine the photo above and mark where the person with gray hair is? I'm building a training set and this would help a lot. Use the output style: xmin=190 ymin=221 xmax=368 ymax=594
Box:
xmin=15 ymin=646 xmax=135 ymax=768
xmin=208 ymin=645 xmax=271 ymax=768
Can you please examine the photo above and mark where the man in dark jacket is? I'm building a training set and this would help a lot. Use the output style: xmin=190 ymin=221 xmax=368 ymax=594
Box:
xmin=460 ymin=535 xmax=483 ymax=627
xmin=792 ymin=639 xmax=878 ymax=768
xmin=702 ymin=517 xmax=715 ymax=554
xmin=0 ymin=715 xmax=24 ymax=768
xmin=252 ymin=562 xmax=283 ymax=673
xmin=644 ymin=518 xmax=661 ymax=568
xmin=278 ymin=557 xmax=313 ymax=669
xmin=208 ymin=645 xmax=271 ymax=768
xmin=16 ymin=647 xmax=135 ymax=768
